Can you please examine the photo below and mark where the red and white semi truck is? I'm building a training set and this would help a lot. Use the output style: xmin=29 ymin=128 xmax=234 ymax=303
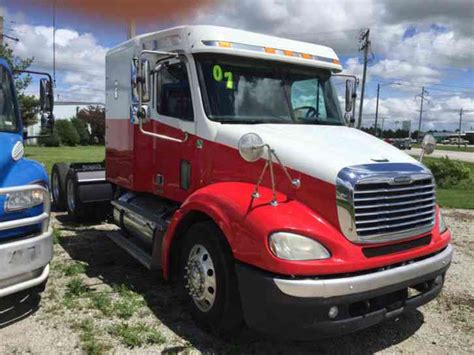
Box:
xmin=52 ymin=26 xmax=452 ymax=338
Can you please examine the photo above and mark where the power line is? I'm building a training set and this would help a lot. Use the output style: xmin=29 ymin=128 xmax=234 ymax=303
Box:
xmin=379 ymin=79 xmax=474 ymax=92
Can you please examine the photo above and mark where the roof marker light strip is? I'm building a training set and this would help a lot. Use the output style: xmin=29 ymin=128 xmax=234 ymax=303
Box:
xmin=201 ymin=40 xmax=340 ymax=65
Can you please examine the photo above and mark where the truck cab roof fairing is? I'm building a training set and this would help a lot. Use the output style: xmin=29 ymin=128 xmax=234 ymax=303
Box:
xmin=106 ymin=25 xmax=342 ymax=72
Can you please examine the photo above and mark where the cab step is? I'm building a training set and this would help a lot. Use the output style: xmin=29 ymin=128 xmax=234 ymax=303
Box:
xmin=107 ymin=230 xmax=152 ymax=269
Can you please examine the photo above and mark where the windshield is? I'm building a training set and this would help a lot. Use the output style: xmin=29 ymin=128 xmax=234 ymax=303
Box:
xmin=0 ymin=66 xmax=18 ymax=132
xmin=195 ymin=54 xmax=344 ymax=125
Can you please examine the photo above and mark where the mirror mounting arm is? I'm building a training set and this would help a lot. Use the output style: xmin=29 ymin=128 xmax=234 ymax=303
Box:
xmin=251 ymin=143 xmax=301 ymax=206
xmin=138 ymin=114 xmax=188 ymax=143
xmin=135 ymin=49 xmax=187 ymax=143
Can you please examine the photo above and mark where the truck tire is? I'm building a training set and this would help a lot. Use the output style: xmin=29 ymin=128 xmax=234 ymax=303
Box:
xmin=65 ymin=171 xmax=88 ymax=221
xmin=179 ymin=221 xmax=243 ymax=335
xmin=51 ymin=163 xmax=70 ymax=211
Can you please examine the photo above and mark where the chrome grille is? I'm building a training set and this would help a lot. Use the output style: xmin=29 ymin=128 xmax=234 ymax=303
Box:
xmin=336 ymin=163 xmax=436 ymax=244
xmin=354 ymin=177 xmax=435 ymax=238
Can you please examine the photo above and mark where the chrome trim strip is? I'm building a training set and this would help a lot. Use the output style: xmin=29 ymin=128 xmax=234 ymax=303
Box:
xmin=355 ymin=208 xmax=435 ymax=225
xmin=354 ymin=190 xmax=434 ymax=202
xmin=355 ymin=203 xmax=436 ymax=217
xmin=354 ymin=184 xmax=435 ymax=194
xmin=356 ymin=215 xmax=435 ymax=232
xmin=273 ymin=244 xmax=452 ymax=298
xmin=354 ymin=196 xmax=435 ymax=210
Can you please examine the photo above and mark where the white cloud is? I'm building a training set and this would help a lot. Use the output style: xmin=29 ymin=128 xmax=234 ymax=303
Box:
xmin=10 ymin=23 xmax=107 ymax=102
xmin=370 ymin=59 xmax=441 ymax=84
xmin=361 ymin=95 xmax=474 ymax=131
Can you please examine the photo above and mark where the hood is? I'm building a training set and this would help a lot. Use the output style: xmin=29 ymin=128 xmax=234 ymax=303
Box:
xmin=0 ymin=132 xmax=21 ymax=180
xmin=215 ymin=124 xmax=421 ymax=184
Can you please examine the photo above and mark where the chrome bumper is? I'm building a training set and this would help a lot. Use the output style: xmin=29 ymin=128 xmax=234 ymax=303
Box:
xmin=0 ymin=185 xmax=52 ymax=297
xmin=274 ymin=244 xmax=453 ymax=298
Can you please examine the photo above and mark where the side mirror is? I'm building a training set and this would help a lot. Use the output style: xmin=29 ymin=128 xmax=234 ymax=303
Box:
xmin=419 ymin=134 xmax=436 ymax=162
xmin=23 ymin=130 xmax=28 ymax=140
xmin=131 ymin=58 xmax=139 ymax=103
xmin=140 ymin=59 xmax=151 ymax=103
xmin=345 ymin=80 xmax=354 ymax=112
xmin=40 ymin=78 xmax=54 ymax=113
xmin=238 ymin=133 xmax=265 ymax=162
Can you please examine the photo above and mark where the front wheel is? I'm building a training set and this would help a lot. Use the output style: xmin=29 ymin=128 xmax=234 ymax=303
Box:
xmin=180 ymin=222 xmax=243 ymax=335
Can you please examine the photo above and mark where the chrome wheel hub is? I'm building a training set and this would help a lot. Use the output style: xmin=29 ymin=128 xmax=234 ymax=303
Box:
xmin=185 ymin=243 xmax=216 ymax=312
xmin=52 ymin=172 xmax=60 ymax=203
xmin=66 ymin=179 xmax=75 ymax=212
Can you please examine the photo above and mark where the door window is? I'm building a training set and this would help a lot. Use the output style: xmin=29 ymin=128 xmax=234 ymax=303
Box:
xmin=156 ymin=63 xmax=194 ymax=121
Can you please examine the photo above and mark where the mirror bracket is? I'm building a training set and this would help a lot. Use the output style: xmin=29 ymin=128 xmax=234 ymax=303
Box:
xmin=131 ymin=49 xmax=187 ymax=143
xmin=238 ymin=133 xmax=301 ymax=206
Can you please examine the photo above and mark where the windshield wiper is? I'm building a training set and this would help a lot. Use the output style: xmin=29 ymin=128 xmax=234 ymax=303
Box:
xmin=218 ymin=118 xmax=288 ymax=124
xmin=296 ymin=119 xmax=344 ymax=126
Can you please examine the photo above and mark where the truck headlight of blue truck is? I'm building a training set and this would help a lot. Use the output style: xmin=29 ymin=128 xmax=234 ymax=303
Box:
xmin=5 ymin=187 xmax=45 ymax=212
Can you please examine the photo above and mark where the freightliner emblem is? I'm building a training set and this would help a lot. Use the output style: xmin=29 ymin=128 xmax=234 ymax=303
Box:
xmin=392 ymin=176 xmax=413 ymax=185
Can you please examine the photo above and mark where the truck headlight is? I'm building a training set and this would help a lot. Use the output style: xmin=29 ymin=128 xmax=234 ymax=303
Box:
xmin=5 ymin=189 xmax=45 ymax=212
xmin=269 ymin=232 xmax=330 ymax=261
xmin=438 ymin=209 xmax=448 ymax=234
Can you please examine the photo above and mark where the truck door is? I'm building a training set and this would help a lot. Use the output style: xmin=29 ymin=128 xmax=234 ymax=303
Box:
xmin=137 ymin=58 xmax=197 ymax=202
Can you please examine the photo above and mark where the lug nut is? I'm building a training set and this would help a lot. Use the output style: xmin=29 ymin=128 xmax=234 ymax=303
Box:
xmin=328 ymin=306 xmax=339 ymax=319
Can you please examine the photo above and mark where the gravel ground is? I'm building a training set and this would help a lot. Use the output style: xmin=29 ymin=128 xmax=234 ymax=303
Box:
xmin=0 ymin=209 xmax=473 ymax=354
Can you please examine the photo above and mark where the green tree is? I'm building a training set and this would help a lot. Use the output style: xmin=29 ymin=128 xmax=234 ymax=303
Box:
xmin=0 ymin=42 xmax=40 ymax=127
xmin=17 ymin=94 xmax=40 ymax=127
xmin=55 ymin=120 xmax=80 ymax=146
xmin=77 ymin=106 xmax=105 ymax=144
xmin=71 ymin=117 xmax=90 ymax=145
xmin=38 ymin=127 xmax=60 ymax=147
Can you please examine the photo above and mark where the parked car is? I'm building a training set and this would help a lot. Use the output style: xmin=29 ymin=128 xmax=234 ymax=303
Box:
xmin=391 ymin=138 xmax=411 ymax=150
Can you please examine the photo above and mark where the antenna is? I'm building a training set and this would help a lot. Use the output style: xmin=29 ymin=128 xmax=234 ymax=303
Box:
xmin=53 ymin=0 xmax=56 ymax=87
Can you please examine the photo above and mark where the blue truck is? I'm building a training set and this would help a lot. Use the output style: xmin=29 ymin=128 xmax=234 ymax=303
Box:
xmin=0 ymin=58 xmax=54 ymax=311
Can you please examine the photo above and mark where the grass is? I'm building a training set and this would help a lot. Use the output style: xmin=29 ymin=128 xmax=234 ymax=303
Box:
xmin=52 ymin=228 xmax=62 ymax=244
xmin=413 ymin=144 xmax=474 ymax=153
xmin=62 ymin=261 xmax=87 ymax=277
xmin=74 ymin=319 xmax=112 ymax=355
xmin=112 ymin=284 xmax=146 ymax=319
xmin=89 ymin=292 xmax=113 ymax=316
xmin=65 ymin=277 xmax=89 ymax=297
xmin=422 ymin=156 xmax=474 ymax=209
xmin=24 ymin=145 xmax=105 ymax=175
xmin=107 ymin=322 xmax=166 ymax=348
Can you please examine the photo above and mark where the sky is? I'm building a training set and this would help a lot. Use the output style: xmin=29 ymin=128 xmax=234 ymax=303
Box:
xmin=1 ymin=0 xmax=473 ymax=131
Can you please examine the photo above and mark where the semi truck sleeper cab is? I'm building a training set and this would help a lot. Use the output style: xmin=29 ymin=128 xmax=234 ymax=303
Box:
xmin=52 ymin=26 xmax=452 ymax=339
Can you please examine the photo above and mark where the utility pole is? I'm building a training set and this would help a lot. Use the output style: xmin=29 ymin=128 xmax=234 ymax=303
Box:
xmin=127 ymin=20 xmax=136 ymax=39
xmin=374 ymin=83 xmax=380 ymax=136
xmin=357 ymin=28 xmax=370 ymax=129
xmin=0 ymin=15 xmax=4 ymax=46
xmin=416 ymin=87 xmax=429 ymax=141
xmin=53 ymin=0 xmax=56 ymax=87
xmin=458 ymin=108 xmax=463 ymax=147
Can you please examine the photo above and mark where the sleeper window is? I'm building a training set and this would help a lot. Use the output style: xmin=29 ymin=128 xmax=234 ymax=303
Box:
xmin=156 ymin=63 xmax=194 ymax=121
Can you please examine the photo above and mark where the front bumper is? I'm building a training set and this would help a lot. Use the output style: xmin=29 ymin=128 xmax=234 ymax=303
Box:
xmin=236 ymin=244 xmax=452 ymax=339
xmin=0 ymin=185 xmax=52 ymax=297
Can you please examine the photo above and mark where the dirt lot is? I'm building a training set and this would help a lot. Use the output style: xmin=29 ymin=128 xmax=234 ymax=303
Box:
xmin=0 ymin=209 xmax=473 ymax=354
